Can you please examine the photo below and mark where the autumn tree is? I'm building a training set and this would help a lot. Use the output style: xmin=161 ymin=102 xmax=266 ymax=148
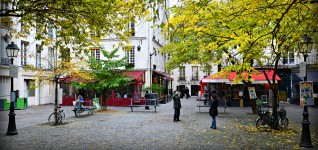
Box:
xmin=70 ymin=48 xmax=132 ymax=111
xmin=162 ymin=0 xmax=318 ymax=119
xmin=25 ymin=48 xmax=92 ymax=125
xmin=1 ymin=0 xmax=166 ymax=56
xmin=1 ymin=0 xmax=166 ymax=124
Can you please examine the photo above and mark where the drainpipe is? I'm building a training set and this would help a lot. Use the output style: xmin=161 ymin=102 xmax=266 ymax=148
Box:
xmin=148 ymin=19 xmax=151 ymax=89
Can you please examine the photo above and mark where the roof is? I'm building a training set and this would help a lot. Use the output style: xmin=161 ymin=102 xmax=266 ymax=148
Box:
xmin=153 ymin=70 xmax=174 ymax=81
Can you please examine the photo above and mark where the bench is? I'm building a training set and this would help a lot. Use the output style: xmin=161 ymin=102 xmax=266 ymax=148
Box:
xmin=129 ymin=98 xmax=159 ymax=112
xmin=197 ymin=99 xmax=229 ymax=113
xmin=72 ymin=100 xmax=97 ymax=117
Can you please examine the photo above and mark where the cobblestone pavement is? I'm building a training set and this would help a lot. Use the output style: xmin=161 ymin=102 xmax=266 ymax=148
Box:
xmin=0 ymin=97 xmax=317 ymax=150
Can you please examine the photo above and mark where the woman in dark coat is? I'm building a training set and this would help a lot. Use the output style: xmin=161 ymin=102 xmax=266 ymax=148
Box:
xmin=173 ymin=91 xmax=182 ymax=122
xmin=209 ymin=94 xmax=219 ymax=129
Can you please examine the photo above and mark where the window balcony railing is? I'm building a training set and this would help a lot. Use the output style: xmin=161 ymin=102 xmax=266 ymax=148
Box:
xmin=0 ymin=57 xmax=10 ymax=65
xmin=179 ymin=76 xmax=186 ymax=80
xmin=191 ymin=76 xmax=199 ymax=80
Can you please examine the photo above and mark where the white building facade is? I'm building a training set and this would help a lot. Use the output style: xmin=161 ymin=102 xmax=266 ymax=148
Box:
xmin=0 ymin=1 xmax=172 ymax=107
xmin=1 ymin=18 xmax=60 ymax=107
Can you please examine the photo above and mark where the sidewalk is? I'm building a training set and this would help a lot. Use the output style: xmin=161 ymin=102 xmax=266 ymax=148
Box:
xmin=0 ymin=97 xmax=317 ymax=149
xmin=0 ymin=105 xmax=75 ymax=134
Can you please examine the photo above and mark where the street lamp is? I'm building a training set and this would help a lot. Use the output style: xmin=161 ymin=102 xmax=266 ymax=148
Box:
xmin=6 ymin=42 xmax=20 ymax=135
xmin=137 ymin=40 xmax=142 ymax=51
xmin=298 ymin=34 xmax=313 ymax=148
xmin=149 ymin=51 xmax=157 ymax=92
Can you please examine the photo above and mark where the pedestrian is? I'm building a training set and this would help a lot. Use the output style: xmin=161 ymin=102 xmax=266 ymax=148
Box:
xmin=173 ymin=91 xmax=182 ymax=122
xmin=185 ymin=87 xmax=190 ymax=99
xmin=209 ymin=92 xmax=219 ymax=129
xmin=180 ymin=88 xmax=184 ymax=98
xmin=145 ymin=91 xmax=150 ymax=110
xmin=77 ymin=95 xmax=84 ymax=109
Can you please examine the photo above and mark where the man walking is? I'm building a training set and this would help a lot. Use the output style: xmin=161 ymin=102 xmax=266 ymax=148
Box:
xmin=173 ymin=91 xmax=182 ymax=122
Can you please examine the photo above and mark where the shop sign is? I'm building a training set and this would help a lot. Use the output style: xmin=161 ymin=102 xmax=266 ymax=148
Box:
xmin=178 ymin=81 xmax=199 ymax=85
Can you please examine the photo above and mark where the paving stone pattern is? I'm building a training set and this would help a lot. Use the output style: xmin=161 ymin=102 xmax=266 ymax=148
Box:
xmin=0 ymin=97 xmax=317 ymax=149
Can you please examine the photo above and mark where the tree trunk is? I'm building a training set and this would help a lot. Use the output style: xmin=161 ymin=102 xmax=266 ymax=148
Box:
xmin=272 ymin=84 xmax=279 ymax=129
xmin=103 ymin=90 xmax=108 ymax=111
xmin=99 ymin=93 xmax=103 ymax=111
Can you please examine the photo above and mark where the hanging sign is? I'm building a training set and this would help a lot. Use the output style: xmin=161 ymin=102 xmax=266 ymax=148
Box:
xmin=299 ymin=62 xmax=306 ymax=78
xmin=248 ymin=87 xmax=257 ymax=99
xmin=299 ymin=81 xmax=314 ymax=106
xmin=10 ymin=65 xmax=18 ymax=78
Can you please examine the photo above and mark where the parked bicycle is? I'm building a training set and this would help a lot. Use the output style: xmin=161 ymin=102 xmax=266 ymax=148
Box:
xmin=256 ymin=106 xmax=289 ymax=131
xmin=48 ymin=106 xmax=65 ymax=126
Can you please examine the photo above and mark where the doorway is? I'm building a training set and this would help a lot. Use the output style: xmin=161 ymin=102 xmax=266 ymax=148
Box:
xmin=191 ymin=85 xmax=200 ymax=96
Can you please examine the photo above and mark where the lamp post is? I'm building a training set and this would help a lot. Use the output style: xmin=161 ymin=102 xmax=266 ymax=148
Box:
xmin=6 ymin=42 xmax=20 ymax=135
xmin=149 ymin=51 xmax=157 ymax=92
xmin=299 ymin=34 xmax=313 ymax=148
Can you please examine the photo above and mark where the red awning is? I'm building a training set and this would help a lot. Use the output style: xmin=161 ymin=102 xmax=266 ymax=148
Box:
xmin=123 ymin=70 xmax=145 ymax=83
xmin=153 ymin=70 xmax=174 ymax=81
xmin=228 ymin=70 xmax=281 ymax=84
xmin=200 ymin=70 xmax=281 ymax=84
xmin=201 ymin=73 xmax=230 ymax=83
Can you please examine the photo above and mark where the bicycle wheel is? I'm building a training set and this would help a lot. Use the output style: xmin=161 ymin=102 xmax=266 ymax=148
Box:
xmin=256 ymin=117 xmax=269 ymax=131
xmin=48 ymin=113 xmax=61 ymax=126
xmin=58 ymin=112 xmax=64 ymax=124
xmin=279 ymin=117 xmax=289 ymax=131
xmin=282 ymin=117 xmax=289 ymax=126
xmin=59 ymin=111 xmax=65 ymax=120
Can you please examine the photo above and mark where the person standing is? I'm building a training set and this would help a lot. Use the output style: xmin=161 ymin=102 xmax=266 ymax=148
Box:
xmin=173 ymin=91 xmax=182 ymax=122
xmin=185 ymin=87 xmax=190 ymax=99
xmin=145 ymin=91 xmax=150 ymax=110
xmin=209 ymin=93 xmax=219 ymax=129
xmin=180 ymin=88 xmax=184 ymax=98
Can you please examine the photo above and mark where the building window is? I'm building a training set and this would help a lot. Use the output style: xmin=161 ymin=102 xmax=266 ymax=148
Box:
xmin=204 ymin=67 xmax=211 ymax=77
xmin=91 ymin=48 xmax=100 ymax=60
xmin=61 ymin=48 xmax=70 ymax=63
xmin=1 ymin=37 xmax=10 ymax=65
xmin=48 ymin=24 xmax=53 ymax=39
xmin=1 ymin=37 xmax=5 ymax=58
xmin=179 ymin=66 xmax=185 ymax=80
xmin=128 ymin=19 xmax=135 ymax=36
xmin=282 ymin=51 xmax=294 ymax=64
xmin=48 ymin=47 xmax=54 ymax=69
xmin=192 ymin=66 xmax=198 ymax=80
xmin=21 ymin=41 xmax=29 ymax=66
xmin=36 ymin=22 xmax=40 ymax=33
xmin=21 ymin=19 xmax=25 ymax=32
xmin=125 ymin=46 xmax=135 ymax=65
xmin=25 ymin=79 xmax=35 ymax=97
xmin=36 ymin=44 xmax=41 ymax=68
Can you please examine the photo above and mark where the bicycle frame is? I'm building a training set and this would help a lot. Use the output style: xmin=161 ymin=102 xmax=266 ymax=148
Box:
xmin=256 ymin=107 xmax=288 ymax=131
